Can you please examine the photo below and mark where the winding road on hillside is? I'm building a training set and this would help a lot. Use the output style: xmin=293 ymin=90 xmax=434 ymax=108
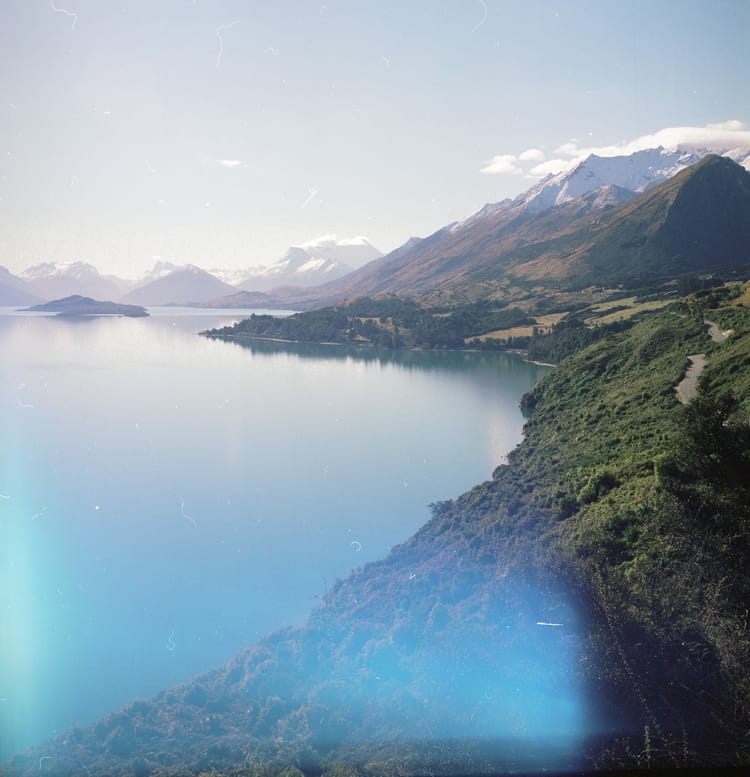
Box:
xmin=674 ymin=320 xmax=732 ymax=404
xmin=704 ymin=319 xmax=732 ymax=343
xmin=675 ymin=353 xmax=706 ymax=404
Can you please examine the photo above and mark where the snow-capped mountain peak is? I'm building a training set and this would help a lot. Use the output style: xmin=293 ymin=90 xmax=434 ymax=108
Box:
xmin=207 ymin=267 xmax=257 ymax=285
xmin=298 ymin=256 xmax=344 ymax=274
xmin=22 ymin=261 xmax=103 ymax=281
xmin=518 ymin=146 xmax=704 ymax=213
xmin=20 ymin=260 xmax=127 ymax=300
xmin=141 ymin=261 xmax=180 ymax=282
xmin=451 ymin=145 xmax=740 ymax=237
xmin=237 ymin=236 xmax=382 ymax=292
xmin=293 ymin=235 xmax=382 ymax=269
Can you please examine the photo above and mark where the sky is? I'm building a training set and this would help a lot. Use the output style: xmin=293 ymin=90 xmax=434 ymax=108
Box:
xmin=0 ymin=0 xmax=749 ymax=278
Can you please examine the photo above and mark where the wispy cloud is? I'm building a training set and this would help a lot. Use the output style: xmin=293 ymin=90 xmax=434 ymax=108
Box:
xmin=216 ymin=159 xmax=245 ymax=169
xmin=482 ymin=120 xmax=750 ymax=178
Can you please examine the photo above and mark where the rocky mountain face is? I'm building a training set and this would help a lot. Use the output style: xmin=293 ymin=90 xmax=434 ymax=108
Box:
xmin=513 ymin=146 xmax=705 ymax=214
xmin=272 ymin=154 xmax=750 ymax=308
xmin=528 ymin=153 xmax=750 ymax=287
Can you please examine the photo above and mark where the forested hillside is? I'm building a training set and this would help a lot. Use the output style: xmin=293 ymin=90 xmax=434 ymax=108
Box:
xmin=203 ymin=296 xmax=537 ymax=350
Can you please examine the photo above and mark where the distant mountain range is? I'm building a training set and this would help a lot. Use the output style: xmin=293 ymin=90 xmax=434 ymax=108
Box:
xmin=0 ymin=237 xmax=382 ymax=307
xmin=235 ymin=236 xmax=383 ymax=292
xmin=2 ymin=147 xmax=749 ymax=309
xmin=20 ymin=261 xmax=129 ymax=301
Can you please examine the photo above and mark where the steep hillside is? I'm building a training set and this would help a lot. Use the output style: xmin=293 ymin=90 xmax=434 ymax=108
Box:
xmin=8 ymin=288 xmax=750 ymax=776
xmin=509 ymin=155 xmax=750 ymax=287
xmin=268 ymin=156 xmax=750 ymax=309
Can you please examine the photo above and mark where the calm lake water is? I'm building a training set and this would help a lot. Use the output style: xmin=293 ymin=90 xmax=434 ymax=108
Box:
xmin=0 ymin=308 xmax=549 ymax=760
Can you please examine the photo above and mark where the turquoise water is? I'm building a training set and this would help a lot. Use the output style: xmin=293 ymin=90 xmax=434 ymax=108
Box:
xmin=0 ymin=308 xmax=549 ymax=760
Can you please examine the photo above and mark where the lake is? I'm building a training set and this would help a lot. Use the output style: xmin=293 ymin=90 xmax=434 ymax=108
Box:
xmin=0 ymin=308 xmax=549 ymax=760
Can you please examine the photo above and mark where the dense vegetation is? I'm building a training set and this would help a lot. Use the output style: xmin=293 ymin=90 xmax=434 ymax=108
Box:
xmin=203 ymin=296 xmax=536 ymax=350
xmin=523 ymin=317 xmax=633 ymax=364
xmin=516 ymin=287 xmax=750 ymax=766
xmin=9 ymin=284 xmax=750 ymax=776
xmin=204 ymin=281 xmax=730 ymax=359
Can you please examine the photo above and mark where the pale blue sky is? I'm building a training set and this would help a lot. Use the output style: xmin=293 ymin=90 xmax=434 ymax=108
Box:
xmin=1 ymin=0 xmax=748 ymax=276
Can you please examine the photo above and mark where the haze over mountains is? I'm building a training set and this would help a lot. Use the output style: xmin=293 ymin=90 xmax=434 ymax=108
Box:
xmin=0 ymin=236 xmax=383 ymax=307
xmin=0 ymin=266 xmax=44 ymax=305
xmin=2 ymin=146 xmax=749 ymax=308
xmin=236 ymin=236 xmax=383 ymax=292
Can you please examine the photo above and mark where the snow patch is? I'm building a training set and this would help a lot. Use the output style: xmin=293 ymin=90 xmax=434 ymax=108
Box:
xmin=519 ymin=147 xmax=704 ymax=213
xmin=22 ymin=261 xmax=102 ymax=281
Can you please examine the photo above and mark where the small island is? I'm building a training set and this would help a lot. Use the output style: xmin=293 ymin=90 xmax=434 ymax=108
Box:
xmin=23 ymin=295 xmax=149 ymax=317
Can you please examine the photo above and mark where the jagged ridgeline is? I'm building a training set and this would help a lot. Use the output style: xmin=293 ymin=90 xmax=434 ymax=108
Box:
xmin=9 ymin=282 xmax=750 ymax=775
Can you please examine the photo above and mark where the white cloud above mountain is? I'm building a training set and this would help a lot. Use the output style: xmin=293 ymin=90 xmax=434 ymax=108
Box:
xmin=481 ymin=120 xmax=750 ymax=179
xmin=298 ymin=234 xmax=375 ymax=250
xmin=518 ymin=148 xmax=545 ymax=162
xmin=479 ymin=154 xmax=523 ymax=175
xmin=555 ymin=122 xmax=750 ymax=163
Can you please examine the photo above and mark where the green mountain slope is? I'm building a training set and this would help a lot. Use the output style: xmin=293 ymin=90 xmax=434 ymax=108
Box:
xmin=9 ymin=286 xmax=750 ymax=776
xmin=543 ymin=154 xmax=750 ymax=287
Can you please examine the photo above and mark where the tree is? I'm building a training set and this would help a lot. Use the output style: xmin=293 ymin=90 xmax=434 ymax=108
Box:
xmin=656 ymin=393 xmax=750 ymax=532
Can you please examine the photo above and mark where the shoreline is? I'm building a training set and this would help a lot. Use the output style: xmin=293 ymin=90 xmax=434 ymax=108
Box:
xmin=203 ymin=332 xmax=558 ymax=365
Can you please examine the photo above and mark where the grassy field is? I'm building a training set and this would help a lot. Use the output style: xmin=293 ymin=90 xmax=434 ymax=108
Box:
xmin=585 ymin=297 xmax=673 ymax=324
